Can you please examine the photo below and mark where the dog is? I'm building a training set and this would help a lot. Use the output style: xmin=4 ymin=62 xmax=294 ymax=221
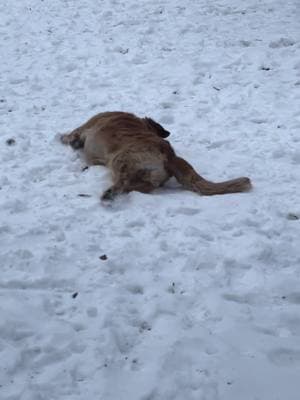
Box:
xmin=61 ymin=111 xmax=251 ymax=201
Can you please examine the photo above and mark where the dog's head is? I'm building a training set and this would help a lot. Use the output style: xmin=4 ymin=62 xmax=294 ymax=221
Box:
xmin=144 ymin=117 xmax=170 ymax=138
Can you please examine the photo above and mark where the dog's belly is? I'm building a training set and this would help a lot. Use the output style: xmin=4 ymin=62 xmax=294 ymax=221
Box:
xmin=83 ymin=134 xmax=107 ymax=165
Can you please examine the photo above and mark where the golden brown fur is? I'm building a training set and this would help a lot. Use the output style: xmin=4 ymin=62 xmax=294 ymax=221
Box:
xmin=61 ymin=111 xmax=251 ymax=201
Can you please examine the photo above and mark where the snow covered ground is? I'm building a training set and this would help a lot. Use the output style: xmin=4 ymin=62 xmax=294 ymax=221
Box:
xmin=1 ymin=0 xmax=300 ymax=399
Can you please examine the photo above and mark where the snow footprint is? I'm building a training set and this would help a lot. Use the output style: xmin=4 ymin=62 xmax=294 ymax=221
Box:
xmin=268 ymin=348 xmax=300 ymax=366
xmin=167 ymin=207 xmax=201 ymax=216
xmin=125 ymin=283 xmax=144 ymax=295
xmin=269 ymin=38 xmax=295 ymax=48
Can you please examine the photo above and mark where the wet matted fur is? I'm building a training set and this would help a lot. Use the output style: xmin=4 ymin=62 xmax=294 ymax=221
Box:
xmin=61 ymin=111 xmax=251 ymax=201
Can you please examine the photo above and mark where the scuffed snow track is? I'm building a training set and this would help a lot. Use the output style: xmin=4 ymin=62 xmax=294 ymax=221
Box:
xmin=1 ymin=0 xmax=300 ymax=399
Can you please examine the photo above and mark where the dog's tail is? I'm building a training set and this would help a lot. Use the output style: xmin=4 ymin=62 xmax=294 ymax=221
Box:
xmin=169 ymin=156 xmax=251 ymax=195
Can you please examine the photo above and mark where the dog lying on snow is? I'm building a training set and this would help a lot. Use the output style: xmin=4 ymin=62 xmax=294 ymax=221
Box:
xmin=61 ymin=111 xmax=251 ymax=201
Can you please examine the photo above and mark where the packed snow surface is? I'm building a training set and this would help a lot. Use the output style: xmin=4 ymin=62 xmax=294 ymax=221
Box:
xmin=1 ymin=0 xmax=300 ymax=399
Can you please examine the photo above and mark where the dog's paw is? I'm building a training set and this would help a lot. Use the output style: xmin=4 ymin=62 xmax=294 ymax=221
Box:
xmin=70 ymin=137 xmax=84 ymax=149
xmin=101 ymin=188 xmax=116 ymax=202
xmin=57 ymin=132 xmax=70 ymax=144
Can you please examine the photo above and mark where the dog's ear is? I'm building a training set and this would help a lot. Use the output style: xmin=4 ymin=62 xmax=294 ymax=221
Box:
xmin=144 ymin=117 xmax=171 ymax=138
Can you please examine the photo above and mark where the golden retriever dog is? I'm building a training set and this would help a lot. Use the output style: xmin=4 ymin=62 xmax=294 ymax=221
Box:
xmin=61 ymin=111 xmax=251 ymax=201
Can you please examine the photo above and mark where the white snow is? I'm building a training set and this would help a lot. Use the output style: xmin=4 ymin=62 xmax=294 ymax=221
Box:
xmin=1 ymin=0 xmax=300 ymax=399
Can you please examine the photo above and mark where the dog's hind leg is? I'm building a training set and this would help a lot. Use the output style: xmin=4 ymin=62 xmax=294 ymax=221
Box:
xmin=101 ymin=181 xmax=155 ymax=201
xmin=101 ymin=167 xmax=156 ymax=201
